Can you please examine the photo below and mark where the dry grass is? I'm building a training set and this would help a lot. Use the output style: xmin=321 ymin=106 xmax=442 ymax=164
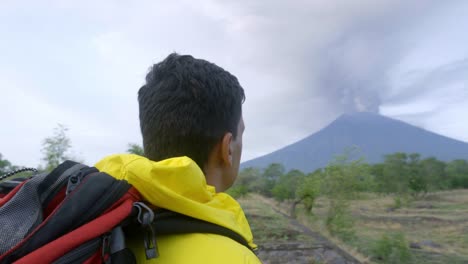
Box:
xmin=295 ymin=207 xmax=373 ymax=264
xmin=238 ymin=194 xmax=313 ymax=243
xmin=238 ymin=190 xmax=468 ymax=263
xmin=249 ymin=195 xmax=372 ymax=263
xmin=323 ymin=190 xmax=468 ymax=263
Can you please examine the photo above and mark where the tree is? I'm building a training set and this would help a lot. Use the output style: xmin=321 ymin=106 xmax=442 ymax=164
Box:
xmin=263 ymin=163 xmax=285 ymax=181
xmin=259 ymin=163 xmax=285 ymax=196
xmin=127 ymin=143 xmax=144 ymax=156
xmin=321 ymin=150 xmax=371 ymax=241
xmin=269 ymin=167 xmax=323 ymax=219
xmin=446 ymin=159 xmax=468 ymax=188
xmin=41 ymin=124 xmax=72 ymax=172
xmin=0 ymin=153 xmax=13 ymax=176
xmin=419 ymin=157 xmax=447 ymax=192
xmin=272 ymin=169 xmax=305 ymax=202
xmin=291 ymin=170 xmax=321 ymax=218
xmin=379 ymin=153 xmax=410 ymax=194
xmin=227 ymin=167 xmax=261 ymax=198
xmin=236 ymin=167 xmax=261 ymax=191
xmin=321 ymin=154 xmax=372 ymax=200
xmin=377 ymin=153 xmax=451 ymax=197
xmin=407 ymin=153 xmax=428 ymax=197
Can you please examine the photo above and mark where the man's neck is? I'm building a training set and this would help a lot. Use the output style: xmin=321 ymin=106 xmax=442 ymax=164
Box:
xmin=204 ymin=166 xmax=225 ymax=192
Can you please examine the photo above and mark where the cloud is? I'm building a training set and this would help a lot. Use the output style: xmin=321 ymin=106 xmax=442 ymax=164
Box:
xmin=385 ymin=59 xmax=468 ymax=105
xmin=381 ymin=58 xmax=468 ymax=142
xmin=1 ymin=0 xmax=467 ymax=166
xmin=242 ymin=1 xmax=448 ymax=112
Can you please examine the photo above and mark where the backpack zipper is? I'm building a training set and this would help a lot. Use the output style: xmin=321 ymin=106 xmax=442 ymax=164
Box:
xmin=52 ymin=237 xmax=101 ymax=264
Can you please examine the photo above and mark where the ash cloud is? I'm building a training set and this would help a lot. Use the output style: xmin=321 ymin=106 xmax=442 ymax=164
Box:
xmin=217 ymin=0 xmax=446 ymax=114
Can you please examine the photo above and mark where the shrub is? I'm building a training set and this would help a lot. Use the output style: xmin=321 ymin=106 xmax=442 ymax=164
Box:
xmin=372 ymin=232 xmax=412 ymax=264
xmin=393 ymin=197 xmax=402 ymax=209
xmin=227 ymin=185 xmax=249 ymax=199
xmin=325 ymin=200 xmax=355 ymax=242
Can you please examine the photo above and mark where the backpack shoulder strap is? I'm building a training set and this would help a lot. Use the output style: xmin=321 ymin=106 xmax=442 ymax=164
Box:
xmin=153 ymin=210 xmax=254 ymax=252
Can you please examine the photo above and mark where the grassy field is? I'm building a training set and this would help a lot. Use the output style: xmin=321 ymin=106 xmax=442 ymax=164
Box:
xmin=296 ymin=190 xmax=468 ymax=263
xmin=239 ymin=190 xmax=468 ymax=263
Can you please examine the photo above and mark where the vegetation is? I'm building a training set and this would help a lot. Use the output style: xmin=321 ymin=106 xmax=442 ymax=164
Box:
xmin=250 ymin=187 xmax=468 ymax=263
xmin=41 ymin=124 xmax=72 ymax=172
xmin=0 ymin=153 xmax=16 ymax=176
xmin=236 ymin=152 xmax=468 ymax=209
xmin=232 ymin=150 xmax=468 ymax=263
xmin=238 ymin=194 xmax=310 ymax=243
xmin=319 ymin=151 xmax=369 ymax=241
xmin=3 ymin=127 xmax=144 ymax=177
xmin=127 ymin=143 xmax=144 ymax=156
xmin=371 ymin=232 xmax=412 ymax=264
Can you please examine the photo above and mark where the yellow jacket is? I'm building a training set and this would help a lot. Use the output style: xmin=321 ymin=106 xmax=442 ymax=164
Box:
xmin=95 ymin=154 xmax=261 ymax=264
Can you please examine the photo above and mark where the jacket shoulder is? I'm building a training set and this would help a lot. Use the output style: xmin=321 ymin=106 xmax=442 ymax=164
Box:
xmin=128 ymin=233 xmax=261 ymax=263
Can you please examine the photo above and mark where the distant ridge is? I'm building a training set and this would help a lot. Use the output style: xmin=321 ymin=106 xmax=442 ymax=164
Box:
xmin=241 ymin=112 xmax=468 ymax=172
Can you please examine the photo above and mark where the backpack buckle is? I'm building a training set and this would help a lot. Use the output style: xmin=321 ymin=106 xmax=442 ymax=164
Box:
xmin=134 ymin=202 xmax=154 ymax=225
xmin=133 ymin=202 xmax=158 ymax=259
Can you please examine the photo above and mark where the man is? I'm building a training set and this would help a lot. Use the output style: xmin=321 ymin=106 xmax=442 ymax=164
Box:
xmin=95 ymin=53 xmax=261 ymax=263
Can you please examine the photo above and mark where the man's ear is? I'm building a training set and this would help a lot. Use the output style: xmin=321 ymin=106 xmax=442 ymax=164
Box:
xmin=221 ymin=132 xmax=233 ymax=166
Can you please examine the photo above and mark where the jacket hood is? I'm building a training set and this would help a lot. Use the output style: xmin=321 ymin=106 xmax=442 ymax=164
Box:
xmin=95 ymin=154 xmax=256 ymax=248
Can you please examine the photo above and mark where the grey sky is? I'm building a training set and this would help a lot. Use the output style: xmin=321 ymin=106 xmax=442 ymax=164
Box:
xmin=1 ymin=1 xmax=467 ymax=167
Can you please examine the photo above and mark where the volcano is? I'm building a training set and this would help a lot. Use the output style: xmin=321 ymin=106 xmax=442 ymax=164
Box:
xmin=241 ymin=112 xmax=468 ymax=172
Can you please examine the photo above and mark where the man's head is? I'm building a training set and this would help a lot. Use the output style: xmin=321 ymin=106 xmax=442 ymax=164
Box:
xmin=138 ymin=53 xmax=245 ymax=191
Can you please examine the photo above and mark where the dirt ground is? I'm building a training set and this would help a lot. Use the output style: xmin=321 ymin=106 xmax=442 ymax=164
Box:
xmin=238 ymin=195 xmax=362 ymax=264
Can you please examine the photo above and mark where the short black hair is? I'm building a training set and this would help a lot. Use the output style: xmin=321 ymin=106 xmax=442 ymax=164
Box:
xmin=138 ymin=53 xmax=245 ymax=169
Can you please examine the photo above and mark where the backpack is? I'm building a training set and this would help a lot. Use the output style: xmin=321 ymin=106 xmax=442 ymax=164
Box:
xmin=0 ymin=161 xmax=254 ymax=264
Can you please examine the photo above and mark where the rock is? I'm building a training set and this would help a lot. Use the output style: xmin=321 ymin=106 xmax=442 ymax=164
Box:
xmin=323 ymin=250 xmax=347 ymax=264
xmin=420 ymin=240 xmax=442 ymax=248
xmin=312 ymin=248 xmax=325 ymax=255
xmin=410 ymin=242 xmax=422 ymax=249
xmin=415 ymin=203 xmax=435 ymax=209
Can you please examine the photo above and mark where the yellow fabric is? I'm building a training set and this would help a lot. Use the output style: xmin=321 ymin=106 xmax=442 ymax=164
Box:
xmin=95 ymin=154 xmax=261 ymax=264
